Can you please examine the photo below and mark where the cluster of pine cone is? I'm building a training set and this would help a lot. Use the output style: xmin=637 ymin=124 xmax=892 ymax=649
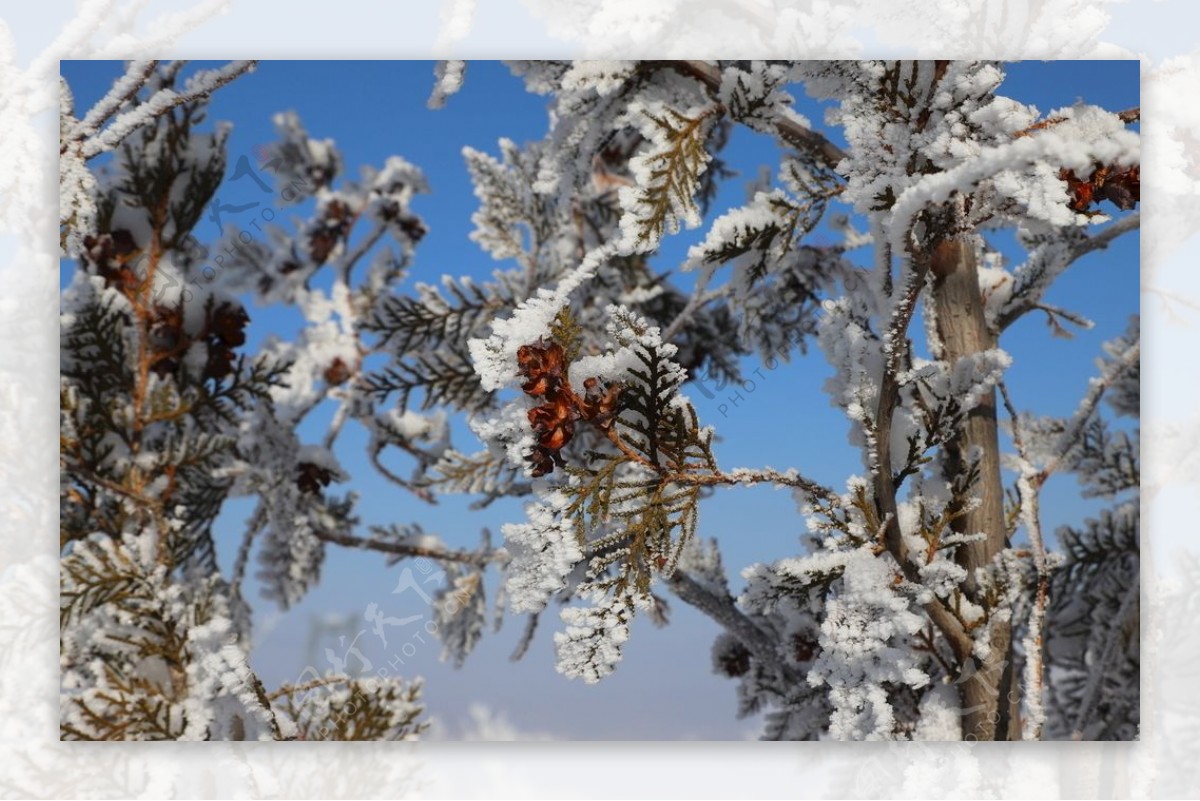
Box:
xmin=82 ymin=228 xmax=250 ymax=382
xmin=516 ymin=340 xmax=622 ymax=477
xmin=1060 ymin=163 xmax=1140 ymax=213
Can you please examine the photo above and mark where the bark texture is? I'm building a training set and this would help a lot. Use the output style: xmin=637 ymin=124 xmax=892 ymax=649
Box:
xmin=930 ymin=236 xmax=1014 ymax=741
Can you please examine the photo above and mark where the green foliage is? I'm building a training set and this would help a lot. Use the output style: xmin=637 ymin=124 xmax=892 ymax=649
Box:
xmin=364 ymin=277 xmax=504 ymax=354
xmin=427 ymin=448 xmax=528 ymax=499
xmin=60 ymin=534 xmax=154 ymax=629
xmin=696 ymin=190 xmax=803 ymax=280
xmin=1073 ymin=417 xmax=1139 ymax=498
xmin=364 ymin=346 xmax=492 ymax=412
xmin=550 ymin=307 xmax=584 ymax=365
xmin=57 ymin=63 xmax=432 ymax=743
xmin=626 ymin=104 xmax=717 ymax=248
xmin=114 ymin=86 xmax=227 ymax=248
xmin=562 ymin=314 xmax=718 ymax=601
xmin=278 ymin=679 xmax=428 ymax=741
xmin=1044 ymin=502 xmax=1139 ymax=740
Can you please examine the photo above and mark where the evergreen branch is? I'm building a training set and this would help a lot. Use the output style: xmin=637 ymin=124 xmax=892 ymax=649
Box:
xmin=425 ymin=448 xmax=530 ymax=500
xmin=1070 ymin=578 xmax=1139 ymax=739
xmin=365 ymin=277 xmax=503 ymax=354
xmin=267 ymin=675 xmax=352 ymax=702
xmin=624 ymin=104 xmax=719 ymax=248
xmin=662 ymin=60 xmax=849 ymax=170
xmin=1039 ymin=334 xmax=1141 ymax=483
xmin=364 ymin=347 xmax=491 ymax=412
xmin=997 ymin=213 xmax=1139 ymax=331
xmin=81 ymin=61 xmax=258 ymax=159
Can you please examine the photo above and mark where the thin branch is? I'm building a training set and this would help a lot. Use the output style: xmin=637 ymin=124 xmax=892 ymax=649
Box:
xmin=870 ymin=250 xmax=976 ymax=663
xmin=672 ymin=466 xmax=839 ymax=504
xmin=1013 ymin=106 xmax=1140 ymax=138
xmin=998 ymin=213 xmax=1140 ymax=331
xmin=662 ymin=60 xmax=849 ymax=171
xmin=70 ymin=59 xmax=160 ymax=146
xmin=661 ymin=263 xmax=718 ymax=343
xmin=667 ymin=569 xmax=803 ymax=685
xmin=311 ymin=527 xmax=500 ymax=567
xmin=368 ymin=442 xmax=438 ymax=505
xmin=81 ymin=60 xmax=258 ymax=159
xmin=1042 ymin=335 xmax=1140 ymax=481
xmin=1000 ymin=380 xmax=1050 ymax=740
xmin=915 ymin=625 xmax=956 ymax=679
xmin=267 ymin=674 xmax=352 ymax=702
xmin=231 ymin=504 xmax=267 ymax=596
xmin=337 ymin=220 xmax=387 ymax=286
xmin=603 ymin=423 xmax=837 ymax=502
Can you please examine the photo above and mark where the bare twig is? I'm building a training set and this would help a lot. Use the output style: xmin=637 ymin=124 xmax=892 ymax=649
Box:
xmin=311 ymin=527 xmax=500 ymax=567
xmin=1000 ymin=380 xmax=1050 ymax=740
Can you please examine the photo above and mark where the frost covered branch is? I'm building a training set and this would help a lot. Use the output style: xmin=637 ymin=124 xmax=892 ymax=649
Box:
xmin=661 ymin=60 xmax=848 ymax=169
xmin=1000 ymin=381 xmax=1050 ymax=740
xmin=61 ymin=58 xmax=1141 ymax=742
xmin=77 ymin=61 xmax=258 ymax=159
xmin=311 ymin=526 xmax=504 ymax=568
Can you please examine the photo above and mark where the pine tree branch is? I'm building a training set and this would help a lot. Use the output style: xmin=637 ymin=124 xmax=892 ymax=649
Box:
xmin=1070 ymin=577 xmax=1139 ymax=739
xmin=80 ymin=61 xmax=258 ymax=159
xmin=997 ymin=213 xmax=1140 ymax=331
xmin=1042 ymin=334 xmax=1141 ymax=482
xmin=662 ymin=60 xmax=848 ymax=171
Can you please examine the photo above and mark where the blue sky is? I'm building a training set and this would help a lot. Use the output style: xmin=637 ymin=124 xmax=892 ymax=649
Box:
xmin=61 ymin=60 xmax=1139 ymax=739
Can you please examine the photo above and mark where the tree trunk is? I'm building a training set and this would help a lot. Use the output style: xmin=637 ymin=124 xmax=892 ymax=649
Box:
xmin=929 ymin=237 xmax=1014 ymax=741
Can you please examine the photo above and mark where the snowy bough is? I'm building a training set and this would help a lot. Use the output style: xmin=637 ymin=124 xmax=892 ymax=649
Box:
xmin=60 ymin=60 xmax=1139 ymax=741
xmin=452 ymin=60 xmax=1139 ymax=741
xmin=59 ymin=61 xmax=434 ymax=740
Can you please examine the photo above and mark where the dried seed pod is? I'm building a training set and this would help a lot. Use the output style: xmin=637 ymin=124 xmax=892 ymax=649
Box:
xmin=517 ymin=341 xmax=567 ymax=396
xmin=579 ymin=377 xmax=622 ymax=430
xmin=1060 ymin=163 xmax=1140 ymax=213
xmin=202 ymin=300 xmax=250 ymax=380
xmin=296 ymin=461 xmax=335 ymax=494
xmin=324 ymin=357 xmax=352 ymax=386
xmin=517 ymin=339 xmax=625 ymax=476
